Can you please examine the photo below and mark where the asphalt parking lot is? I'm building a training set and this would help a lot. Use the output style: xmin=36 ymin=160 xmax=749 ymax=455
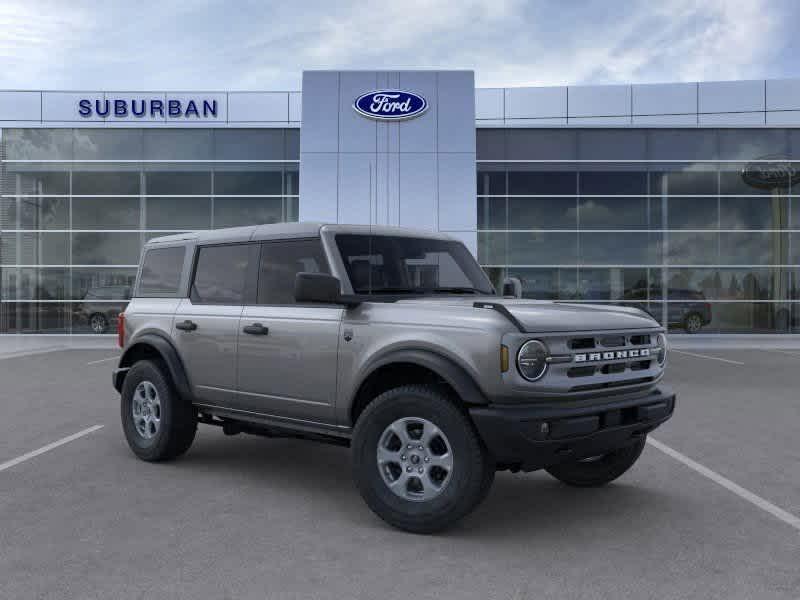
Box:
xmin=1 ymin=348 xmax=798 ymax=599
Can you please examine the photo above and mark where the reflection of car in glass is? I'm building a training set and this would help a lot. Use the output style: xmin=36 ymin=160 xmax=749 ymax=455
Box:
xmin=74 ymin=286 xmax=131 ymax=333
xmin=623 ymin=288 xmax=712 ymax=334
xmin=667 ymin=290 xmax=712 ymax=334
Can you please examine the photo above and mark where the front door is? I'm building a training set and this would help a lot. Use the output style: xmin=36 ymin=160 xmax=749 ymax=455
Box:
xmin=235 ymin=238 xmax=342 ymax=425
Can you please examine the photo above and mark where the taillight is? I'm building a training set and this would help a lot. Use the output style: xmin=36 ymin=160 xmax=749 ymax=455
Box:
xmin=117 ymin=312 xmax=125 ymax=348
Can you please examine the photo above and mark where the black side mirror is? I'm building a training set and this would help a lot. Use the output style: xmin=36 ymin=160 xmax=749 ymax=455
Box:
xmin=295 ymin=272 xmax=342 ymax=304
xmin=502 ymin=277 xmax=522 ymax=298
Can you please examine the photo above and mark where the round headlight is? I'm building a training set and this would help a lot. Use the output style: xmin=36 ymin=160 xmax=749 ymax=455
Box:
xmin=655 ymin=333 xmax=668 ymax=366
xmin=517 ymin=340 xmax=549 ymax=381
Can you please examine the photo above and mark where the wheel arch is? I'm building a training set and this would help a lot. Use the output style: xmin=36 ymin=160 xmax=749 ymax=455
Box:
xmin=115 ymin=332 xmax=193 ymax=400
xmin=349 ymin=349 xmax=489 ymax=426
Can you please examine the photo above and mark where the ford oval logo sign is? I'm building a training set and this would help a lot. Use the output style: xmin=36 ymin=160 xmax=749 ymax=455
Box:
xmin=353 ymin=90 xmax=428 ymax=121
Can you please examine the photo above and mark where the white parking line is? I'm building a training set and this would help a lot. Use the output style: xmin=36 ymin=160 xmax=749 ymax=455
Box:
xmin=86 ymin=356 xmax=119 ymax=365
xmin=0 ymin=425 xmax=104 ymax=473
xmin=670 ymin=350 xmax=745 ymax=365
xmin=648 ymin=437 xmax=800 ymax=533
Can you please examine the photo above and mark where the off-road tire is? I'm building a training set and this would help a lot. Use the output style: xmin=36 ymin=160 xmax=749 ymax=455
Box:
xmin=545 ymin=436 xmax=647 ymax=487
xmin=352 ymin=384 xmax=494 ymax=534
xmin=121 ymin=359 xmax=197 ymax=461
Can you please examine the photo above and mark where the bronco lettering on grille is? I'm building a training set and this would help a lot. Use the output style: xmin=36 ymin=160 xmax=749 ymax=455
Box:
xmin=574 ymin=348 xmax=651 ymax=362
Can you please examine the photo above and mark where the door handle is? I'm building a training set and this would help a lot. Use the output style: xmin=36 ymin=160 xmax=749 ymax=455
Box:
xmin=175 ymin=320 xmax=197 ymax=332
xmin=243 ymin=323 xmax=269 ymax=335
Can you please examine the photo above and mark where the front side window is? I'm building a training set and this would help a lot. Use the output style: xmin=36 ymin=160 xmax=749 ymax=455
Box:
xmin=138 ymin=246 xmax=186 ymax=296
xmin=191 ymin=244 xmax=251 ymax=304
xmin=335 ymin=235 xmax=494 ymax=295
xmin=257 ymin=239 xmax=329 ymax=304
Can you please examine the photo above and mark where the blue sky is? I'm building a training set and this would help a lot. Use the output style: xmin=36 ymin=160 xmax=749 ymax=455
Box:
xmin=0 ymin=0 xmax=797 ymax=90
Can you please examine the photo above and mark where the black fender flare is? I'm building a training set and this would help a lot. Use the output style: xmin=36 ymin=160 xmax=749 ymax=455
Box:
xmin=352 ymin=348 xmax=489 ymax=411
xmin=116 ymin=332 xmax=194 ymax=401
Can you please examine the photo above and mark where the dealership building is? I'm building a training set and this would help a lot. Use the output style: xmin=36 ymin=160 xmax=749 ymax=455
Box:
xmin=1 ymin=70 xmax=800 ymax=335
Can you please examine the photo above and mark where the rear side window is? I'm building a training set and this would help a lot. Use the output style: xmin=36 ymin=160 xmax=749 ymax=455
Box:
xmin=138 ymin=246 xmax=186 ymax=296
xmin=191 ymin=244 xmax=252 ymax=304
xmin=257 ymin=239 xmax=329 ymax=304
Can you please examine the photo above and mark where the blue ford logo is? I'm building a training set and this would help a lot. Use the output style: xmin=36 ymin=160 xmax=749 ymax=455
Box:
xmin=353 ymin=90 xmax=428 ymax=121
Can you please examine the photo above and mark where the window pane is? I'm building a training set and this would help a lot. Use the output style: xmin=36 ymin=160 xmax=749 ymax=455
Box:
xmin=73 ymin=129 xmax=143 ymax=160
xmin=73 ymin=268 xmax=137 ymax=300
xmin=508 ymin=267 xmax=578 ymax=300
xmin=667 ymin=232 xmax=718 ymax=265
xmin=190 ymin=244 xmax=251 ymax=304
xmin=667 ymin=268 xmax=717 ymax=300
xmin=73 ymin=197 xmax=140 ymax=229
xmin=72 ymin=233 xmax=141 ymax=265
xmin=146 ymin=172 xmax=211 ymax=195
xmin=213 ymin=198 xmax=282 ymax=228
xmin=711 ymin=302 xmax=792 ymax=333
xmin=650 ymin=170 xmax=719 ymax=229
xmin=214 ymin=129 xmax=285 ymax=160
xmin=1 ymin=267 xmax=68 ymax=300
xmin=9 ymin=170 xmax=69 ymax=195
xmin=579 ymin=233 xmax=661 ymax=265
xmin=718 ymin=129 xmax=789 ymax=161
xmin=214 ymin=171 xmax=282 ymax=195
xmin=258 ymin=239 xmax=329 ymax=304
xmin=19 ymin=197 xmax=69 ymax=229
xmin=477 ymin=197 xmax=507 ymax=230
xmin=506 ymin=130 xmax=576 ymax=160
xmin=578 ymin=268 xmax=650 ymax=301
xmin=146 ymin=197 xmax=211 ymax=229
xmin=1 ymin=302 xmax=71 ymax=333
xmin=476 ymin=170 xmax=505 ymax=196
xmin=647 ymin=130 xmax=717 ymax=161
xmin=507 ymin=171 xmax=577 ymax=229
xmin=508 ymin=232 xmax=577 ymax=265
xmin=72 ymin=171 xmax=140 ymax=195
xmin=478 ymin=232 xmax=507 ymax=265
xmin=143 ymin=130 xmax=212 ymax=160
xmin=476 ymin=129 xmax=505 ymax=160
xmin=577 ymin=130 xmax=646 ymax=160
xmin=2 ymin=129 xmax=73 ymax=160
xmin=138 ymin=247 xmax=185 ymax=296
xmin=719 ymin=232 xmax=788 ymax=265
xmin=1 ymin=232 xmax=70 ymax=265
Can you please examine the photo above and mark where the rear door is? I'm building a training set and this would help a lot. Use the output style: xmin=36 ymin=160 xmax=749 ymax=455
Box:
xmin=235 ymin=238 xmax=343 ymax=425
xmin=172 ymin=242 xmax=258 ymax=406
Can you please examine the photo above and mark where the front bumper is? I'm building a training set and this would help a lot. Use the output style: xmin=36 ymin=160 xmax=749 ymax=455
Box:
xmin=469 ymin=386 xmax=675 ymax=472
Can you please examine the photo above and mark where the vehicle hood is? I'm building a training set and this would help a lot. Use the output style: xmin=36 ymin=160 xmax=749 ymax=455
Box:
xmin=394 ymin=296 xmax=659 ymax=333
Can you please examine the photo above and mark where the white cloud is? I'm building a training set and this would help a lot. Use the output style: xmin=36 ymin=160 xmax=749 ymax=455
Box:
xmin=0 ymin=0 xmax=791 ymax=90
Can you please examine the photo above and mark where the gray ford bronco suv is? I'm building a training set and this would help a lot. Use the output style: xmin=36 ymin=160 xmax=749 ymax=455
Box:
xmin=114 ymin=222 xmax=675 ymax=533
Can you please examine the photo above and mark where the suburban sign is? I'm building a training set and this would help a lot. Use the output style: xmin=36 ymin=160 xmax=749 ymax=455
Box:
xmin=353 ymin=90 xmax=428 ymax=121
xmin=78 ymin=98 xmax=219 ymax=119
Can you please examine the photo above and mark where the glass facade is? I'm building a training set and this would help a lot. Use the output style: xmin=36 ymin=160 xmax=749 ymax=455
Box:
xmin=2 ymin=125 xmax=799 ymax=335
xmin=0 ymin=128 xmax=299 ymax=333
xmin=477 ymin=128 xmax=800 ymax=333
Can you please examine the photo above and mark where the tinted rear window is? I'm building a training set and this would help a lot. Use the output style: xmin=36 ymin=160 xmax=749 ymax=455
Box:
xmin=138 ymin=247 xmax=186 ymax=296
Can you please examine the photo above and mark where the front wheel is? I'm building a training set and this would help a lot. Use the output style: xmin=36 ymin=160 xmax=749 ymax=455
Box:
xmin=351 ymin=385 xmax=494 ymax=534
xmin=89 ymin=313 xmax=109 ymax=334
xmin=684 ymin=313 xmax=704 ymax=334
xmin=545 ymin=436 xmax=647 ymax=487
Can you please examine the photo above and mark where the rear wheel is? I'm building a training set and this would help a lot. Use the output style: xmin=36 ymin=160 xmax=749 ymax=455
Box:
xmin=121 ymin=360 xmax=197 ymax=461
xmin=545 ymin=436 xmax=647 ymax=487
xmin=89 ymin=313 xmax=109 ymax=334
xmin=352 ymin=384 xmax=494 ymax=534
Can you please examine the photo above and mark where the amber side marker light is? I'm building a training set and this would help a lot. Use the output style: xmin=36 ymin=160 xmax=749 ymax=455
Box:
xmin=500 ymin=345 xmax=509 ymax=372
xmin=117 ymin=313 xmax=125 ymax=348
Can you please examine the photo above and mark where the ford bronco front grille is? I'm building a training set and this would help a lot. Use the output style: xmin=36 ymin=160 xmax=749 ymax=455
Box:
xmin=519 ymin=329 xmax=663 ymax=396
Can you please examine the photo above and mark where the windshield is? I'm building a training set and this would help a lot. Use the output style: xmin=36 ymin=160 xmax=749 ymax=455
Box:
xmin=335 ymin=234 xmax=495 ymax=296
